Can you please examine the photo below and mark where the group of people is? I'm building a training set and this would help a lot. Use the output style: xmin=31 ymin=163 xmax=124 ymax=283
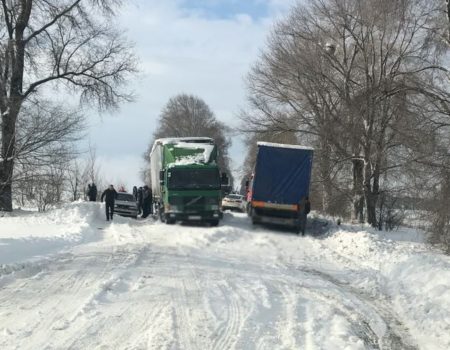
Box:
xmin=86 ymin=183 xmax=153 ymax=221
xmin=86 ymin=183 xmax=98 ymax=202
xmin=132 ymin=185 xmax=153 ymax=218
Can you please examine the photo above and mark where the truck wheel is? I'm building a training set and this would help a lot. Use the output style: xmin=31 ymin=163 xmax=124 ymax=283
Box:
xmin=210 ymin=219 xmax=219 ymax=227
xmin=165 ymin=215 xmax=176 ymax=225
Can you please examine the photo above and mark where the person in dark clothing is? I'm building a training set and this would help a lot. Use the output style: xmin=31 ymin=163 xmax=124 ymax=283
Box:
xmin=101 ymin=185 xmax=117 ymax=221
xmin=132 ymin=186 xmax=138 ymax=201
xmin=137 ymin=187 xmax=143 ymax=215
xmin=88 ymin=183 xmax=97 ymax=202
xmin=147 ymin=187 xmax=153 ymax=215
xmin=299 ymin=196 xmax=311 ymax=236
xmin=141 ymin=185 xmax=153 ymax=218
xmin=304 ymin=196 xmax=311 ymax=215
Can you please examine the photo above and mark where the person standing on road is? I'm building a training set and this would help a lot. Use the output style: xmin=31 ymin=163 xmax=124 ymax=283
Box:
xmin=299 ymin=196 xmax=311 ymax=236
xmin=88 ymin=183 xmax=98 ymax=202
xmin=101 ymin=185 xmax=118 ymax=221
xmin=142 ymin=185 xmax=152 ymax=218
xmin=132 ymin=186 xmax=138 ymax=201
xmin=137 ymin=186 xmax=143 ymax=215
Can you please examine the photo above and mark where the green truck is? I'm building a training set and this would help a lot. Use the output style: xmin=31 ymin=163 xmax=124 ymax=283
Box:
xmin=150 ymin=137 xmax=225 ymax=225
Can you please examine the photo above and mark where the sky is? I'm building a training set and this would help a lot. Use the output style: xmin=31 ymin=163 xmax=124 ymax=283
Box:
xmin=86 ymin=0 xmax=297 ymax=190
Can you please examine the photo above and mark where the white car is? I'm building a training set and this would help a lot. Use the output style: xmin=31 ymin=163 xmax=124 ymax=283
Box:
xmin=114 ymin=193 xmax=138 ymax=218
xmin=221 ymin=194 xmax=246 ymax=212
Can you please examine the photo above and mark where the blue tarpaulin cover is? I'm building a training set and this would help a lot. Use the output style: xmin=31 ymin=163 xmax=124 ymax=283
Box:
xmin=253 ymin=143 xmax=314 ymax=205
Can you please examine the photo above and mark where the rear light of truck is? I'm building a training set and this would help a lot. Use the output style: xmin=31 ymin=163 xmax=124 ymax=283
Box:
xmin=252 ymin=201 xmax=298 ymax=211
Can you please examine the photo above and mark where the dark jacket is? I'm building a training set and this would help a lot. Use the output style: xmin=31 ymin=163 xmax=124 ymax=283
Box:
xmin=305 ymin=200 xmax=311 ymax=215
xmin=137 ymin=187 xmax=143 ymax=204
xmin=101 ymin=188 xmax=117 ymax=203
xmin=143 ymin=186 xmax=152 ymax=203
xmin=88 ymin=184 xmax=97 ymax=200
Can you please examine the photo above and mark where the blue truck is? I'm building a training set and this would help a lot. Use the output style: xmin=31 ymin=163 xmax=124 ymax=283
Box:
xmin=246 ymin=142 xmax=314 ymax=235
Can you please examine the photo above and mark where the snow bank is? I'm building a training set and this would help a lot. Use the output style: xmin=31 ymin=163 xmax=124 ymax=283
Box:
xmin=386 ymin=254 xmax=450 ymax=350
xmin=0 ymin=202 xmax=104 ymax=265
xmin=319 ymin=227 xmax=450 ymax=350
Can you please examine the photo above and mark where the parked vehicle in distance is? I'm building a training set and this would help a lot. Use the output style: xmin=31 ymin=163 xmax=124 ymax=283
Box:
xmin=114 ymin=193 xmax=138 ymax=218
xmin=222 ymin=194 xmax=246 ymax=212
xmin=150 ymin=137 xmax=228 ymax=226
xmin=246 ymin=142 xmax=313 ymax=234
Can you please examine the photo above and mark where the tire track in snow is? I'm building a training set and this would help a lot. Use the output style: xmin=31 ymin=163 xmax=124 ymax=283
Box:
xmin=212 ymin=282 xmax=242 ymax=350
xmin=290 ymin=266 xmax=418 ymax=350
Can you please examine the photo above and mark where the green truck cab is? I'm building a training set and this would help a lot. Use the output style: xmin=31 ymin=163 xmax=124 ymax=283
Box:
xmin=150 ymin=137 xmax=224 ymax=225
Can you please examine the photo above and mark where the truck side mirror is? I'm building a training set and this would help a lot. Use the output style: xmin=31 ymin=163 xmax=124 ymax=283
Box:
xmin=159 ymin=170 xmax=165 ymax=185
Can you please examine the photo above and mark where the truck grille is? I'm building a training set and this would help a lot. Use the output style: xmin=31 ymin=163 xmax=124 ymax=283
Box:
xmin=183 ymin=196 xmax=206 ymax=206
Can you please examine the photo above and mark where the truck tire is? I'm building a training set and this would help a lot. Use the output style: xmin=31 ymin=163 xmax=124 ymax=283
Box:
xmin=166 ymin=217 xmax=176 ymax=225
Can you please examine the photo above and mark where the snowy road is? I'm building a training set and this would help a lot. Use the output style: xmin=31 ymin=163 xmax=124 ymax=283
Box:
xmin=0 ymin=203 xmax=449 ymax=349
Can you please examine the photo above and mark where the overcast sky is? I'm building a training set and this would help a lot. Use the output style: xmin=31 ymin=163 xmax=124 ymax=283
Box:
xmin=87 ymin=0 xmax=296 ymax=190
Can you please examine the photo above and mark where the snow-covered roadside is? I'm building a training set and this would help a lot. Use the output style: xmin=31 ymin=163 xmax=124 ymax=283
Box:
xmin=0 ymin=202 xmax=104 ymax=265
xmin=312 ymin=226 xmax=450 ymax=350
xmin=0 ymin=204 xmax=449 ymax=349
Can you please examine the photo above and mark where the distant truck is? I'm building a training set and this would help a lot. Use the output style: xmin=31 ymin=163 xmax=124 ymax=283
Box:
xmin=246 ymin=142 xmax=314 ymax=234
xmin=150 ymin=137 xmax=225 ymax=225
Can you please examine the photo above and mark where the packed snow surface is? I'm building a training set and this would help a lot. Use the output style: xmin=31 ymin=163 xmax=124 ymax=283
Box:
xmin=0 ymin=202 xmax=449 ymax=350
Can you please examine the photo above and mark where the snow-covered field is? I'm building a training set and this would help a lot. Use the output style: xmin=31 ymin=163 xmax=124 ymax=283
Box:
xmin=0 ymin=202 xmax=449 ymax=350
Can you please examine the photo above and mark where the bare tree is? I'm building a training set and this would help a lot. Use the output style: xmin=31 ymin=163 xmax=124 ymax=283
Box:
xmin=0 ymin=0 xmax=137 ymax=211
xmin=66 ymin=159 xmax=83 ymax=201
xmin=144 ymin=94 xmax=232 ymax=183
xmin=82 ymin=143 xmax=101 ymax=185
xmin=243 ymin=0 xmax=450 ymax=228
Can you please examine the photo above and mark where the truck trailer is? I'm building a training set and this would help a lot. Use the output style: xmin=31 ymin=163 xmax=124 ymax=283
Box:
xmin=150 ymin=137 xmax=223 ymax=225
xmin=246 ymin=142 xmax=314 ymax=234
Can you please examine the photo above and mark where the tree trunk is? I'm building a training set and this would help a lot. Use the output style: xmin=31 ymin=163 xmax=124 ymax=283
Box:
xmin=364 ymin=159 xmax=377 ymax=227
xmin=319 ymin=139 xmax=333 ymax=213
xmin=0 ymin=108 xmax=19 ymax=211
xmin=0 ymin=2 xmax=29 ymax=211
xmin=352 ymin=157 xmax=364 ymax=223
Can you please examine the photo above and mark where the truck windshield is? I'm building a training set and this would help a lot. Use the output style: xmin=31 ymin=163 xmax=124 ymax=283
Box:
xmin=168 ymin=168 xmax=220 ymax=190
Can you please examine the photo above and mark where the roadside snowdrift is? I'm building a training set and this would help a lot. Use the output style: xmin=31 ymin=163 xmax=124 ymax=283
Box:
xmin=0 ymin=202 xmax=103 ymax=264
xmin=318 ymin=227 xmax=450 ymax=350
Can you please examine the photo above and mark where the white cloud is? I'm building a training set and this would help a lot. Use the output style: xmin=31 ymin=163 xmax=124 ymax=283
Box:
xmin=97 ymin=154 xmax=144 ymax=191
xmin=88 ymin=0 xmax=296 ymax=184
